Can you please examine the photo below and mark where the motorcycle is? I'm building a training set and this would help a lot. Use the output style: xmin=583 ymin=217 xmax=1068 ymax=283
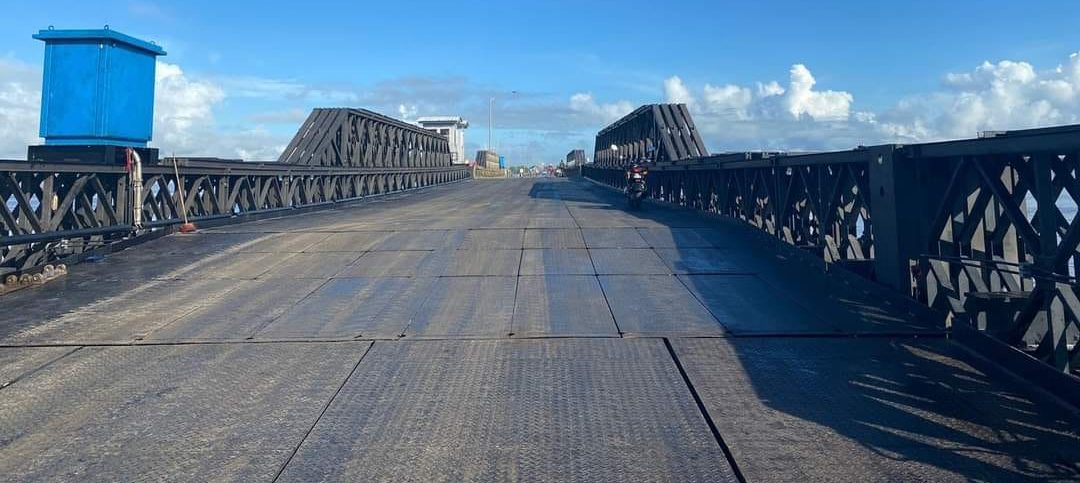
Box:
xmin=625 ymin=164 xmax=648 ymax=209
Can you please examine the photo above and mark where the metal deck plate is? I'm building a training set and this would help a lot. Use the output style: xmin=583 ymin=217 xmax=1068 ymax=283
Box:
xmin=511 ymin=276 xmax=618 ymax=337
xmin=261 ymin=252 xmax=362 ymax=278
xmin=671 ymin=338 xmax=1080 ymax=482
xmin=165 ymin=251 xmax=298 ymax=280
xmin=0 ymin=347 xmax=73 ymax=387
xmin=678 ymin=274 xmax=833 ymax=334
xmin=132 ymin=233 xmax=328 ymax=256
xmin=461 ymin=229 xmax=525 ymax=249
xmin=654 ymin=248 xmax=751 ymax=274
xmin=336 ymin=251 xmax=432 ymax=277
xmin=258 ymin=277 xmax=434 ymax=339
xmin=637 ymin=227 xmax=717 ymax=248
xmin=581 ymin=227 xmax=650 ymax=248
xmin=526 ymin=216 xmax=580 ymax=228
xmin=0 ymin=178 xmax=1033 ymax=482
xmin=307 ymin=232 xmax=393 ymax=252
xmin=0 ymin=342 xmax=368 ymax=481
xmin=0 ymin=277 xmax=136 ymax=341
xmin=404 ymin=277 xmax=517 ymax=338
xmin=566 ymin=207 xmax=640 ymax=228
xmin=445 ymin=249 xmax=522 ymax=276
xmin=519 ymin=249 xmax=595 ymax=275
xmin=277 ymin=339 xmax=738 ymax=482
xmin=372 ymin=230 xmax=465 ymax=250
xmin=750 ymin=253 xmax=942 ymax=334
xmin=230 ymin=232 xmax=331 ymax=253
xmin=589 ymin=248 xmax=671 ymax=274
xmin=523 ymin=228 xmax=586 ymax=248
xmin=64 ymin=251 xmax=203 ymax=281
xmin=145 ymin=278 xmax=327 ymax=341
xmin=133 ymin=232 xmax=265 ymax=255
xmin=1 ymin=278 xmax=241 ymax=344
xmin=598 ymin=275 xmax=724 ymax=336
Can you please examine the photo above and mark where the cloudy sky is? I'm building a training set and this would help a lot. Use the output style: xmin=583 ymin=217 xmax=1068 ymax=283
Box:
xmin=2 ymin=0 xmax=1080 ymax=162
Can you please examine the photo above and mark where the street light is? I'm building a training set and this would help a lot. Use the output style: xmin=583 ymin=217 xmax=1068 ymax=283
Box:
xmin=488 ymin=91 xmax=518 ymax=154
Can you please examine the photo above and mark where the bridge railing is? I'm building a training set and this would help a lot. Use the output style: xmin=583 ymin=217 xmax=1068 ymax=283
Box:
xmin=1 ymin=158 xmax=470 ymax=276
xmin=584 ymin=124 xmax=1080 ymax=374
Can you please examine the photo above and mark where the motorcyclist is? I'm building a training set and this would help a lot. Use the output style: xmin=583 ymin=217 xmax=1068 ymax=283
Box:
xmin=624 ymin=161 xmax=649 ymax=209
xmin=625 ymin=162 xmax=648 ymax=181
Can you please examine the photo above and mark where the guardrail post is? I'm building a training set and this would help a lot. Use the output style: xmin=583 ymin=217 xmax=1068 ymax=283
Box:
xmin=1032 ymin=153 xmax=1071 ymax=372
xmin=868 ymin=145 xmax=927 ymax=292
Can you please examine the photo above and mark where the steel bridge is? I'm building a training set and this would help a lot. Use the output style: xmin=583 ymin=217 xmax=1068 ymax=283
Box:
xmin=0 ymin=106 xmax=1079 ymax=482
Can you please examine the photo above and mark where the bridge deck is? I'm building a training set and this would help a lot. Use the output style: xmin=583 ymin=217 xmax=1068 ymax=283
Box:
xmin=1 ymin=178 xmax=1077 ymax=482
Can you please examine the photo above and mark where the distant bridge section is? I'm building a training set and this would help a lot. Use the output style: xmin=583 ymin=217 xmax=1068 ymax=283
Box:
xmin=279 ymin=108 xmax=453 ymax=168
xmin=593 ymin=104 xmax=708 ymax=166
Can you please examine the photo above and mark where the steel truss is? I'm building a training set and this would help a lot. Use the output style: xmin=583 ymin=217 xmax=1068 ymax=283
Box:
xmin=585 ymin=150 xmax=875 ymax=269
xmin=593 ymin=104 xmax=707 ymax=166
xmin=1 ymin=159 xmax=469 ymax=274
xmin=279 ymin=108 xmax=453 ymax=168
xmin=909 ymin=129 xmax=1080 ymax=373
xmin=585 ymin=119 xmax=1080 ymax=375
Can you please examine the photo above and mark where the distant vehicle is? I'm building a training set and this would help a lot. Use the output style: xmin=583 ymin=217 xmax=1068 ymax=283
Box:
xmin=555 ymin=168 xmax=565 ymax=177
xmin=625 ymin=164 xmax=648 ymax=209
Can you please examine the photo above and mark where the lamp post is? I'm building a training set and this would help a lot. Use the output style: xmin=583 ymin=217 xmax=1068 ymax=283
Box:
xmin=487 ymin=91 xmax=518 ymax=154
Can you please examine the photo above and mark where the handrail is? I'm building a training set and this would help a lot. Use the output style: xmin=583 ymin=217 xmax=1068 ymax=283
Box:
xmin=1 ymin=159 xmax=471 ymax=274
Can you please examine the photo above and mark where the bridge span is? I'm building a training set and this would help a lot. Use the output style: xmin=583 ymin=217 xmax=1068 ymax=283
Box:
xmin=1 ymin=177 xmax=1077 ymax=481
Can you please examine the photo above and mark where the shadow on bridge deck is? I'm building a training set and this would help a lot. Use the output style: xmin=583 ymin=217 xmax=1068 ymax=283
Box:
xmin=0 ymin=178 xmax=1076 ymax=482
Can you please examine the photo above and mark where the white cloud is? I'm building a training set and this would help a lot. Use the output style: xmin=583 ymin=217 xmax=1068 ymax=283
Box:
xmin=666 ymin=64 xmax=852 ymax=123
xmin=569 ymin=92 xmax=633 ymax=123
xmin=757 ymin=81 xmax=785 ymax=97
xmin=0 ymin=57 xmax=41 ymax=159
xmin=663 ymin=76 xmax=696 ymax=111
xmin=664 ymin=53 xmax=1080 ymax=151
xmin=0 ymin=58 xmax=288 ymax=160
xmin=702 ymin=83 xmax=752 ymax=119
xmin=397 ymin=103 xmax=418 ymax=121
xmin=248 ymin=108 xmax=309 ymax=124
xmin=783 ymin=64 xmax=852 ymax=121
xmin=6 ymin=50 xmax=1080 ymax=161
xmin=153 ymin=61 xmax=226 ymax=153
xmin=876 ymin=53 xmax=1080 ymax=141
xmin=664 ymin=65 xmax=859 ymax=150
xmin=132 ymin=62 xmax=290 ymax=159
xmin=217 ymin=75 xmax=305 ymax=100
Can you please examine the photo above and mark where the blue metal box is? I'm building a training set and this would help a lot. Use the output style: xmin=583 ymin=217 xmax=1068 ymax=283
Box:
xmin=34 ymin=28 xmax=166 ymax=147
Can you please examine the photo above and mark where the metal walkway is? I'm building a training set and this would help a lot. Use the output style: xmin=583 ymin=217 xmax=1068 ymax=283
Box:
xmin=1 ymin=178 xmax=1078 ymax=482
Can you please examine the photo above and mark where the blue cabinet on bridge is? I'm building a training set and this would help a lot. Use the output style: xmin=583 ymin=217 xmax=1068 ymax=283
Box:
xmin=34 ymin=28 xmax=166 ymax=147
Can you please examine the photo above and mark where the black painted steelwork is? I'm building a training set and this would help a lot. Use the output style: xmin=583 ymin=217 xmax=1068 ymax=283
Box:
xmin=1 ymin=159 xmax=468 ymax=275
xmin=585 ymin=149 xmax=875 ymax=272
xmin=279 ymin=108 xmax=453 ymax=168
xmin=2 ymin=107 xmax=470 ymax=275
xmin=565 ymin=149 xmax=586 ymax=166
xmin=593 ymin=104 xmax=707 ymax=166
xmin=586 ymin=114 xmax=1080 ymax=375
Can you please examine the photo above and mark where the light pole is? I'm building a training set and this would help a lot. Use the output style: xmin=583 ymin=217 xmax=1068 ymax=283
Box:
xmin=487 ymin=91 xmax=518 ymax=154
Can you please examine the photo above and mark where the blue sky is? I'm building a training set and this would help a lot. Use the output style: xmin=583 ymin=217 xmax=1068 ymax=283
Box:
xmin=2 ymin=0 xmax=1080 ymax=161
